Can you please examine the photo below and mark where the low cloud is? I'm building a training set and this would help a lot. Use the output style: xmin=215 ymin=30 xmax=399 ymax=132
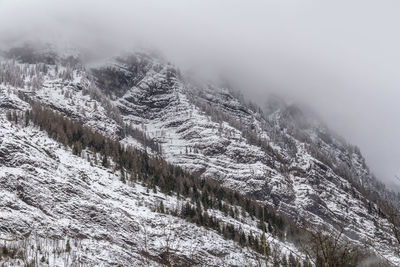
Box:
xmin=1 ymin=0 xmax=399 ymax=186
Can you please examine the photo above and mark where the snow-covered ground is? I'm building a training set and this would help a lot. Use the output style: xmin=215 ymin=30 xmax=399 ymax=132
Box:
xmin=0 ymin=50 xmax=399 ymax=265
xmin=0 ymin=116 xmax=306 ymax=266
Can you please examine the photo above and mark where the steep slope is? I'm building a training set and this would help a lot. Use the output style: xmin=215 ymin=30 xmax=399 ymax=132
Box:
xmin=1 ymin=113 xmax=304 ymax=266
xmin=92 ymin=53 xmax=400 ymax=264
xmin=0 ymin=46 xmax=399 ymax=265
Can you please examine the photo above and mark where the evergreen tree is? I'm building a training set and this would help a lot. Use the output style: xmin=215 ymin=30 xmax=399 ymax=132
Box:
xmin=120 ymin=168 xmax=126 ymax=183
xmin=66 ymin=240 xmax=71 ymax=253
xmin=288 ymin=253 xmax=297 ymax=267
xmin=102 ymin=155 xmax=109 ymax=168
xmin=6 ymin=110 xmax=12 ymax=121
xmin=159 ymin=201 xmax=165 ymax=213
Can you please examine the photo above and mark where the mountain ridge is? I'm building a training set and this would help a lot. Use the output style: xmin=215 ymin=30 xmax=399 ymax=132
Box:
xmin=0 ymin=45 xmax=399 ymax=266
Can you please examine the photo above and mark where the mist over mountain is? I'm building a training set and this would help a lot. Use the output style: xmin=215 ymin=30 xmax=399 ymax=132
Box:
xmin=1 ymin=0 xmax=400 ymax=266
xmin=2 ymin=0 xmax=399 ymax=187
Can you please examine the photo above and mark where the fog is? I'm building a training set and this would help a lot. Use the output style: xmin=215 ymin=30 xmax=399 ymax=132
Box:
xmin=0 ymin=0 xmax=399 ymax=188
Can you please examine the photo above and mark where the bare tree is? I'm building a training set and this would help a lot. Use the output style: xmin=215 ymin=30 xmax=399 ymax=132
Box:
xmin=300 ymin=227 xmax=361 ymax=267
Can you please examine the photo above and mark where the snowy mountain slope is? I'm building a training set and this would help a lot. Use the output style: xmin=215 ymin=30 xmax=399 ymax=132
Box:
xmin=0 ymin=46 xmax=400 ymax=265
xmin=1 ymin=116 xmax=306 ymax=266
xmin=113 ymin=71 xmax=276 ymax=194
xmin=91 ymin=53 xmax=400 ymax=263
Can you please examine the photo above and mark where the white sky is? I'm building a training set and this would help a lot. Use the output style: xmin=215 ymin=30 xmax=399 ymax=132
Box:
xmin=0 ymin=0 xmax=399 ymax=188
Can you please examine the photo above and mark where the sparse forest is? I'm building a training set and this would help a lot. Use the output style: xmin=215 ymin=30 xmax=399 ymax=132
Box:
xmin=4 ymin=104 xmax=391 ymax=266
xmin=1 ymin=47 xmax=398 ymax=266
xmin=188 ymin=86 xmax=400 ymax=238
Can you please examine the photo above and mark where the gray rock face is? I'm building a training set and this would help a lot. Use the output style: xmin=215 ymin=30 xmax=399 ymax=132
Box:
xmin=98 ymin=53 xmax=400 ymax=262
xmin=0 ymin=49 xmax=399 ymax=265
xmin=0 ymin=120 xmax=271 ymax=266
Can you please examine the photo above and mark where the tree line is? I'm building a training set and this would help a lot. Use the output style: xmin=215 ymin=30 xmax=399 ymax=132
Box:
xmin=5 ymin=105 xmax=390 ymax=266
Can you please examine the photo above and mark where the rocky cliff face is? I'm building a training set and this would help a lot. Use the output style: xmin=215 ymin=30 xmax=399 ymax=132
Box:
xmin=0 ymin=46 xmax=399 ymax=265
xmin=96 ymin=54 xmax=399 ymax=261
xmin=1 ymin=117 xmax=290 ymax=266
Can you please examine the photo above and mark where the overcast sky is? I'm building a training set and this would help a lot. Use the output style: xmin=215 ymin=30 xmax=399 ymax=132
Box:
xmin=0 ymin=0 xmax=399 ymax=188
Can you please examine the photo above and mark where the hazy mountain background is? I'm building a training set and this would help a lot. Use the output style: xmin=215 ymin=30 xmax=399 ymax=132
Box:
xmin=1 ymin=0 xmax=399 ymax=189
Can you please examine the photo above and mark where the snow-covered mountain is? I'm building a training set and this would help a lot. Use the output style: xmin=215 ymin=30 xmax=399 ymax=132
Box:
xmin=2 ymin=117 xmax=294 ymax=266
xmin=1 ymin=45 xmax=399 ymax=266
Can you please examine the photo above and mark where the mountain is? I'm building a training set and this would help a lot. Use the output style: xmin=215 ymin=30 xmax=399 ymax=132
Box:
xmin=0 ymin=45 xmax=399 ymax=266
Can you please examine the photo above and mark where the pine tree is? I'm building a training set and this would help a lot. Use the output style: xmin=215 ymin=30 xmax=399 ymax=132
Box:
xmin=24 ymin=110 xmax=30 ymax=126
xmin=120 ymin=169 xmax=126 ymax=183
xmin=288 ymin=253 xmax=297 ymax=267
xmin=102 ymin=155 xmax=109 ymax=168
xmin=13 ymin=110 xmax=18 ymax=124
xmin=159 ymin=201 xmax=165 ymax=213
xmin=6 ymin=111 xmax=12 ymax=121
xmin=94 ymin=153 xmax=98 ymax=165
xmin=72 ymin=141 xmax=82 ymax=156
xmin=66 ymin=240 xmax=71 ymax=252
